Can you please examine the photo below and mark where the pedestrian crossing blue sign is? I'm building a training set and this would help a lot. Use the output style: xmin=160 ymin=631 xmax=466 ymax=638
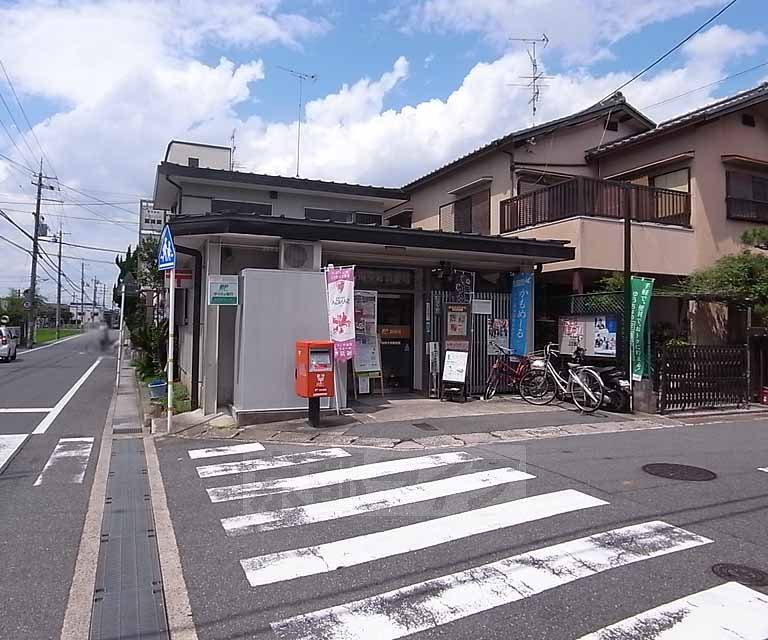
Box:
xmin=158 ymin=225 xmax=176 ymax=271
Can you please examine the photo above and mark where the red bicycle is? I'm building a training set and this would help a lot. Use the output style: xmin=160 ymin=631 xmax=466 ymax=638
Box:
xmin=484 ymin=345 xmax=530 ymax=400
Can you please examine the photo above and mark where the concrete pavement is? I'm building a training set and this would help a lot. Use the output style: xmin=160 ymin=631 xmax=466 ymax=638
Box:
xmin=155 ymin=415 xmax=768 ymax=639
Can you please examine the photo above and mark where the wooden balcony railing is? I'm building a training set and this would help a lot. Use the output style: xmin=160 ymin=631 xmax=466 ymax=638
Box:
xmin=500 ymin=176 xmax=691 ymax=233
xmin=726 ymin=197 xmax=768 ymax=223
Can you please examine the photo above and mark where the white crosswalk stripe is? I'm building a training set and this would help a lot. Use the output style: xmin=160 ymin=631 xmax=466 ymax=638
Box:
xmin=270 ymin=521 xmax=712 ymax=640
xmin=33 ymin=437 xmax=94 ymax=486
xmin=188 ymin=442 xmax=265 ymax=459
xmin=241 ymin=489 xmax=608 ymax=586
xmin=206 ymin=451 xmax=481 ymax=503
xmin=196 ymin=447 xmax=350 ymax=478
xmin=759 ymin=467 xmax=768 ymax=473
xmin=0 ymin=434 xmax=28 ymax=473
xmin=577 ymin=582 xmax=768 ymax=639
xmin=185 ymin=443 xmax=732 ymax=638
xmin=221 ymin=467 xmax=534 ymax=535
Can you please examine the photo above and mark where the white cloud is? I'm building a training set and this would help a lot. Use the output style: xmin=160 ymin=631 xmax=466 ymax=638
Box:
xmin=392 ymin=0 xmax=727 ymax=62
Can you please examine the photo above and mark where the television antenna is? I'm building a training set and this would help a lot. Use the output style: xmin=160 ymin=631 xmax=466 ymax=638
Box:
xmin=277 ymin=65 xmax=318 ymax=177
xmin=508 ymin=34 xmax=551 ymax=125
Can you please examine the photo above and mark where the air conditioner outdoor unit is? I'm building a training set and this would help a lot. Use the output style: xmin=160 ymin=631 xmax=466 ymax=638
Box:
xmin=278 ymin=240 xmax=322 ymax=271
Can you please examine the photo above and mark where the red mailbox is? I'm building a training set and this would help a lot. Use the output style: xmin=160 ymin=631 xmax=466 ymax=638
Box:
xmin=295 ymin=340 xmax=335 ymax=398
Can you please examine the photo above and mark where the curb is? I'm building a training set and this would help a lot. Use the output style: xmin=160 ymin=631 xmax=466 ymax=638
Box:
xmin=161 ymin=417 xmax=682 ymax=449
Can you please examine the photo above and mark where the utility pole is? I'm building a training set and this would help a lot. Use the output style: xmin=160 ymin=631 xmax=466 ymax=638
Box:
xmin=92 ymin=277 xmax=98 ymax=325
xmin=102 ymin=283 xmax=106 ymax=310
xmin=56 ymin=231 xmax=62 ymax=340
xmin=26 ymin=159 xmax=43 ymax=347
xmin=80 ymin=262 xmax=85 ymax=332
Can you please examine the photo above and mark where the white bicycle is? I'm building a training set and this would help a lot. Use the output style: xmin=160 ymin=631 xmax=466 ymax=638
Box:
xmin=519 ymin=343 xmax=604 ymax=413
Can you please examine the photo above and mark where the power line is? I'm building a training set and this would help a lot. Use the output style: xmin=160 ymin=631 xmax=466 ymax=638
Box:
xmin=0 ymin=91 xmax=37 ymax=167
xmin=61 ymin=255 xmax=117 ymax=265
xmin=57 ymin=182 xmax=137 ymax=216
xmin=0 ymin=59 xmax=58 ymax=179
xmin=40 ymin=237 xmax=125 ymax=254
xmin=601 ymin=0 xmax=740 ymax=100
xmin=0 ymin=150 xmax=36 ymax=176
xmin=641 ymin=60 xmax=768 ymax=110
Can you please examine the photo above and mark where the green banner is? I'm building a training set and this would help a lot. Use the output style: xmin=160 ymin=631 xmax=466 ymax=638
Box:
xmin=630 ymin=276 xmax=654 ymax=381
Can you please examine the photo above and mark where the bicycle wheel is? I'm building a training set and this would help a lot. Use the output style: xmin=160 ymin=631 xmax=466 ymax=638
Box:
xmin=519 ymin=370 xmax=557 ymax=405
xmin=484 ymin=374 xmax=499 ymax=400
xmin=570 ymin=368 xmax=604 ymax=413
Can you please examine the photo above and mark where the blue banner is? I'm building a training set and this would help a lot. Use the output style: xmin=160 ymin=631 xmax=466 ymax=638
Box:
xmin=510 ymin=272 xmax=533 ymax=355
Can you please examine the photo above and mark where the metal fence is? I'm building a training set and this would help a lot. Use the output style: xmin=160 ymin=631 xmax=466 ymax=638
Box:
xmin=429 ymin=291 xmax=512 ymax=396
xmin=658 ymin=344 xmax=749 ymax=414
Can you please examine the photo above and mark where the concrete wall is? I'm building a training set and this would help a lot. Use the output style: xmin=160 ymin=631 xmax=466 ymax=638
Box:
xmin=167 ymin=142 xmax=230 ymax=170
xmin=515 ymin=216 xmax=696 ymax=275
xmin=181 ymin=182 xmax=394 ymax=218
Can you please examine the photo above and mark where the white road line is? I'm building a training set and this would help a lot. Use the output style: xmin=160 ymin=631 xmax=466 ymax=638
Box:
xmin=197 ymin=448 xmax=351 ymax=478
xmin=33 ymin=437 xmax=95 ymax=486
xmin=0 ymin=434 xmax=28 ymax=473
xmin=0 ymin=407 xmax=53 ymax=413
xmin=223 ymin=467 xmax=536 ymax=535
xmin=759 ymin=467 xmax=768 ymax=473
xmin=270 ymin=520 xmax=713 ymax=640
xmin=577 ymin=582 xmax=768 ymax=639
xmin=188 ymin=442 xmax=265 ymax=460
xmin=242 ymin=489 xmax=607 ymax=586
xmin=22 ymin=333 xmax=84 ymax=354
xmin=207 ymin=451 xmax=481 ymax=503
xmin=32 ymin=357 xmax=103 ymax=435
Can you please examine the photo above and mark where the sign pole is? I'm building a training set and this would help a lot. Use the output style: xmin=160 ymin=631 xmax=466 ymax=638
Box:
xmin=167 ymin=268 xmax=175 ymax=433
xmin=116 ymin=283 xmax=126 ymax=387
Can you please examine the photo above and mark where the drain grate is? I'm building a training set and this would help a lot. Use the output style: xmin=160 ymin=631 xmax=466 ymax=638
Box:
xmin=712 ymin=563 xmax=768 ymax=586
xmin=641 ymin=463 xmax=717 ymax=481
xmin=412 ymin=422 xmax=439 ymax=432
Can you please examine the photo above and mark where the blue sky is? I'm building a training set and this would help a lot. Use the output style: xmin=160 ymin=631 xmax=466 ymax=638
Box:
xmin=0 ymin=0 xmax=767 ymax=299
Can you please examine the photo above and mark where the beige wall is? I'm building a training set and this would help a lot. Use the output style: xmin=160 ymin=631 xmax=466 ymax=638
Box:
xmin=167 ymin=142 xmax=230 ymax=170
xmin=515 ymin=216 xmax=696 ymax=274
xmin=394 ymin=111 xmax=646 ymax=235
xmin=597 ymin=108 xmax=768 ymax=272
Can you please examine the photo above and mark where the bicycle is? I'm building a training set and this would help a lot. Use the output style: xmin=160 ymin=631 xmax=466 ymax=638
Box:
xmin=519 ymin=343 xmax=604 ymax=413
xmin=483 ymin=345 xmax=530 ymax=400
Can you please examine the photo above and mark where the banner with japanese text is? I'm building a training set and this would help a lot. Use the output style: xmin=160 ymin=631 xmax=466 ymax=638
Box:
xmin=510 ymin=272 xmax=533 ymax=356
xmin=326 ymin=266 xmax=356 ymax=361
xmin=630 ymin=276 xmax=654 ymax=381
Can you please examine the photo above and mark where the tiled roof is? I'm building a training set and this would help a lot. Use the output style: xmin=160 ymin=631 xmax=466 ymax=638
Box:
xmin=401 ymin=93 xmax=654 ymax=191
xmin=587 ymin=82 xmax=768 ymax=157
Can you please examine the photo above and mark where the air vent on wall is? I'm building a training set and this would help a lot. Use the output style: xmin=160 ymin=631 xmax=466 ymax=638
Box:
xmin=278 ymin=240 xmax=322 ymax=271
xmin=742 ymin=114 xmax=756 ymax=128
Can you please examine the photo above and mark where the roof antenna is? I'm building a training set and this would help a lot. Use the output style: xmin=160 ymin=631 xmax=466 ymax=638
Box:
xmin=509 ymin=34 xmax=550 ymax=126
xmin=277 ymin=65 xmax=318 ymax=177
xmin=230 ymin=128 xmax=237 ymax=171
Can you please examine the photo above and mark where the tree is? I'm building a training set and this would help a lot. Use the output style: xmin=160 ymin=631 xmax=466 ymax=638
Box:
xmin=135 ymin=236 xmax=163 ymax=290
xmin=685 ymin=229 xmax=768 ymax=320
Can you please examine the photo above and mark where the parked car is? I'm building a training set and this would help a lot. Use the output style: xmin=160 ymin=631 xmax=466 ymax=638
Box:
xmin=0 ymin=326 xmax=19 ymax=362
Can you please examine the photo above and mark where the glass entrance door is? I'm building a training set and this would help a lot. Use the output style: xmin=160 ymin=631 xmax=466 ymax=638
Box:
xmin=378 ymin=293 xmax=413 ymax=392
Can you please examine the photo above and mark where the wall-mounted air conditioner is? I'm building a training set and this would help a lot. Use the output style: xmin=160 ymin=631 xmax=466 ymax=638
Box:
xmin=278 ymin=240 xmax=322 ymax=271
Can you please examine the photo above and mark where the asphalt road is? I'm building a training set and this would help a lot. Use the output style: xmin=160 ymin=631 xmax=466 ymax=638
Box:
xmin=0 ymin=332 xmax=115 ymax=639
xmin=157 ymin=416 xmax=768 ymax=639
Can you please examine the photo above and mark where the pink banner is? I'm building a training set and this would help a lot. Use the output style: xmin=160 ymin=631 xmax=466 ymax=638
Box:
xmin=326 ymin=267 xmax=356 ymax=361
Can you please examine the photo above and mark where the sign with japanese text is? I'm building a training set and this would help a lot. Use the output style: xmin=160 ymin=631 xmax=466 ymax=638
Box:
xmin=207 ymin=275 xmax=238 ymax=305
xmin=354 ymin=290 xmax=377 ymax=336
xmin=326 ymin=266 xmax=356 ymax=361
xmin=630 ymin=277 xmax=654 ymax=381
xmin=442 ymin=350 xmax=469 ymax=383
xmin=510 ymin=272 xmax=533 ymax=356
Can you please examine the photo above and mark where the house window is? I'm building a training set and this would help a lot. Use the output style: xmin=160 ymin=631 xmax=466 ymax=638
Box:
xmin=727 ymin=170 xmax=768 ymax=222
xmin=439 ymin=189 xmax=490 ymax=234
xmin=650 ymin=168 xmax=689 ymax=193
xmin=188 ymin=157 xmax=200 ymax=168
xmin=211 ymin=199 xmax=272 ymax=215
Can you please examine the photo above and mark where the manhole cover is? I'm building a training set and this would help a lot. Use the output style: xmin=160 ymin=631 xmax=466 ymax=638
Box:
xmin=712 ymin=563 xmax=768 ymax=586
xmin=641 ymin=463 xmax=717 ymax=481
xmin=413 ymin=422 xmax=439 ymax=432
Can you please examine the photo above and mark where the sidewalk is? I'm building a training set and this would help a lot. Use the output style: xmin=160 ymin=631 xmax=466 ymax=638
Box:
xmin=154 ymin=392 xmax=680 ymax=450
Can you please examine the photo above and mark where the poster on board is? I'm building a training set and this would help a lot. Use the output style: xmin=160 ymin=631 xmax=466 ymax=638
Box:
xmin=487 ymin=318 xmax=510 ymax=355
xmin=558 ymin=314 xmax=618 ymax=357
xmin=353 ymin=335 xmax=381 ymax=373
xmin=354 ymin=290 xmax=377 ymax=336
xmin=593 ymin=315 xmax=618 ymax=356
xmin=442 ymin=350 xmax=469 ymax=383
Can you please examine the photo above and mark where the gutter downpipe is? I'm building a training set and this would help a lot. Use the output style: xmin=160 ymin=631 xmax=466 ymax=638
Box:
xmin=165 ymin=173 xmax=202 ymax=411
